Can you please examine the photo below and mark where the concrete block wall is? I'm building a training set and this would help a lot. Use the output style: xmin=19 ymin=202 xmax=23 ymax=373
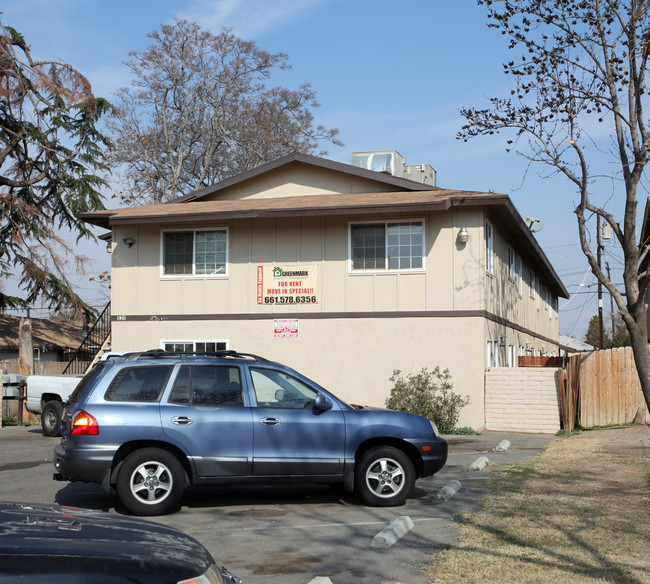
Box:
xmin=485 ymin=368 xmax=561 ymax=434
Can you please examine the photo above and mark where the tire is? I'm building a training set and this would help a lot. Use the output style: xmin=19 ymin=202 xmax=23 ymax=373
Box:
xmin=116 ymin=448 xmax=185 ymax=516
xmin=41 ymin=401 xmax=63 ymax=437
xmin=355 ymin=446 xmax=415 ymax=507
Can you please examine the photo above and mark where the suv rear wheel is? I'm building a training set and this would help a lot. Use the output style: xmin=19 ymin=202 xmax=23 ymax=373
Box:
xmin=116 ymin=448 xmax=184 ymax=516
xmin=355 ymin=446 xmax=415 ymax=506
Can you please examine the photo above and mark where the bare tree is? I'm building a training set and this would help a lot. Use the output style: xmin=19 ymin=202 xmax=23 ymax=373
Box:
xmin=459 ymin=0 xmax=650 ymax=411
xmin=0 ymin=19 xmax=111 ymax=314
xmin=108 ymin=20 xmax=341 ymax=204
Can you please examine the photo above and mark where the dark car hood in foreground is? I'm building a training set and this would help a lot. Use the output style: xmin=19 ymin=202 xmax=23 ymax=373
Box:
xmin=0 ymin=502 xmax=215 ymax=583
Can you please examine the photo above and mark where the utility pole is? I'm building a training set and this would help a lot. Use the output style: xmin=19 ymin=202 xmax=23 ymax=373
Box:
xmin=606 ymin=262 xmax=615 ymax=341
xmin=597 ymin=215 xmax=604 ymax=349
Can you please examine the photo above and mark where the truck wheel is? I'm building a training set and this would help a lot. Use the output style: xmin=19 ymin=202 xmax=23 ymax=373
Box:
xmin=41 ymin=401 xmax=63 ymax=437
xmin=116 ymin=448 xmax=184 ymax=516
xmin=355 ymin=446 xmax=415 ymax=507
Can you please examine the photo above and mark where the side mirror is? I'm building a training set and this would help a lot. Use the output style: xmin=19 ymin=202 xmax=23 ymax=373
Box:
xmin=314 ymin=394 xmax=333 ymax=411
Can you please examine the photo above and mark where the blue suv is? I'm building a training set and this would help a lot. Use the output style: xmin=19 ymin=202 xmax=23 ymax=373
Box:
xmin=54 ymin=351 xmax=448 ymax=516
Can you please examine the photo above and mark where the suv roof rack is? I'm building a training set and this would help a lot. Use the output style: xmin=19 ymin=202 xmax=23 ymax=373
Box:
xmin=121 ymin=350 xmax=268 ymax=362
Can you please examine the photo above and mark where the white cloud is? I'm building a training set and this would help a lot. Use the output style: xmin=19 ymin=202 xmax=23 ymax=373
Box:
xmin=177 ymin=0 xmax=331 ymax=38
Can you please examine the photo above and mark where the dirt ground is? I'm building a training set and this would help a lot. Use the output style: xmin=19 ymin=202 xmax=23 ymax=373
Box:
xmin=427 ymin=425 xmax=650 ymax=584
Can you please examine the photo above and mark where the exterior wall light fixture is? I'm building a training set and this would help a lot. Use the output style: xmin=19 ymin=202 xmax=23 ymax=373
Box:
xmin=123 ymin=237 xmax=135 ymax=248
xmin=457 ymin=227 xmax=469 ymax=244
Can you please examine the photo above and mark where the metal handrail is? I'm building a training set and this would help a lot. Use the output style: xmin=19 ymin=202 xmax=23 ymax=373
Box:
xmin=62 ymin=302 xmax=111 ymax=375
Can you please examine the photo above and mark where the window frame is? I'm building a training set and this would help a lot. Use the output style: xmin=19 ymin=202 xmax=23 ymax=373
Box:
xmin=161 ymin=227 xmax=229 ymax=278
xmin=160 ymin=339 xmax=229 ymax=353
xmin=485 ymin=221 xmax=494 ymax=275
xmin=508 ymin=247 xmax=516 ymax=281
xmin=529 ymin=270 xmax=536 ymax=300
xmin=348 ymin=219 xmax=425 ymax=273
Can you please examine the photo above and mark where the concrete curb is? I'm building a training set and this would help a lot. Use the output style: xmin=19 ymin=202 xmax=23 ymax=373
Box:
xmin=308 ymin=578 xmax=333 ymax=584
xmin=434 ymin=479 xmax=462 ymax=503
xmin=494 ymin=439 xmax=511 ymax=452
xmin=370 ymin=515 xmax=414 ymax=548
xmin=469 ymin=455 xmax=490 ymax=471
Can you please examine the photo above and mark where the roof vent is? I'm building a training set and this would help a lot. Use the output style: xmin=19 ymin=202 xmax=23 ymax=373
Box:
xmin=351 ymin=150 xmax=405 ymax=178
xmin=351 ymin=150 xmax=436 ymax=186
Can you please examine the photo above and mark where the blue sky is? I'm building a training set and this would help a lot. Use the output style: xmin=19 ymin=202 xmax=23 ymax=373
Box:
xmin=2 ymin=0 xmax=619 ymax=338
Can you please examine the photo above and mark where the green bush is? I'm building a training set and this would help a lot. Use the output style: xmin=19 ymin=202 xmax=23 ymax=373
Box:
xmin=2 ymin=415 xmax=17 ymax=427
xmin=386 ymin=367 xmax=470 ymax=434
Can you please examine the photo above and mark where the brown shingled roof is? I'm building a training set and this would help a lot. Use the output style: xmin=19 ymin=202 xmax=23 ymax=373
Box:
xmin=0 ymin=315 xmax=85 ymax=351
xmin=78 ymin=189 xmax=508 ymax=229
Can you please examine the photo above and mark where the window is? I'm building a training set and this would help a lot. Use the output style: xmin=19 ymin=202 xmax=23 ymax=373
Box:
xmin=350 ymin=221 xmax=423 ymax=270
xmin=529 ymin=270 xmax=536 ymax=299
xmin=163 ymin=229 xmax=227 ymax=276
xmin=485 ymin=222 xmax=494 ymax=274
xmin=250 ymin=368 xmax=318 ymax=409
xmin=162 ymin=340 xmax=228 ymax=353
xmin=169 ymin=365 xmax=242 ymax=407
xmin=508 ymin=344 xmax=516 ymax=367
xmin=105 ymin=366 xmax=173 ymax=402
xmin=517 ymin=256 xmax=523 ymax=295
xmin=508 ymin=247 xmax=516 ymax=280
xmin=486 ymin=339 xmax=499 ymax=367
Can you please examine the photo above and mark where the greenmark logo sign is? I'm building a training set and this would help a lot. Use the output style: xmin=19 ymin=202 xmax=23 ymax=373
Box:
xmin=273 ymin=266 xmax=310 ymax=278
xmin=257 ymin=265 xmax=318 ymax=306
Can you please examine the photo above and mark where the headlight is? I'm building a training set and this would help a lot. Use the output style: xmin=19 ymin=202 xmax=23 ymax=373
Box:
xmin=430 ymin=420 xmax=440 ymax=436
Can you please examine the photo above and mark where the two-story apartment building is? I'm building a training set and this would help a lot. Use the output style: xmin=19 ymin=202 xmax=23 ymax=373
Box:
xmin=79 ymin=151 xmax=568 ymax=429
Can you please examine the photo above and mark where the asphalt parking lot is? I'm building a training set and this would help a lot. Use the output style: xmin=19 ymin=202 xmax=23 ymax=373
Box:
xmin=0 ymin=426 xmax=556 ymax=583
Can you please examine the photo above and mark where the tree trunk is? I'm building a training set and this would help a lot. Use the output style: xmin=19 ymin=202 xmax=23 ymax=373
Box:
xmin=17 ymin=318 xmax=33 ymax=377
xmin=628 ymin=312 xmax=650 ymax=415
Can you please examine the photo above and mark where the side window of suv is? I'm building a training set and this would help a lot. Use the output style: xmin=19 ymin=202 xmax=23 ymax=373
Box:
xmin=105 ymin=366 xmax=173 ymax=402
xmin=169 ymin=365 xmax=243 ymax=407
xmin=250 ymin=368 xmax=317 ymax=409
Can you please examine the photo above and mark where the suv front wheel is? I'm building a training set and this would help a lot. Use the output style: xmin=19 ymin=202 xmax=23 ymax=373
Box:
xmin=116 ymin=448 xmax=184 ymax=516
xmin=355 ymin=446 xmax=415 ymax=507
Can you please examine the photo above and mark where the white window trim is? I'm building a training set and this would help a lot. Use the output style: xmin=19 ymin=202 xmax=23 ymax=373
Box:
xmin=485 ymin=221 xmax=494 ymax=275
xmin=348 ymin=219 xmax=426 ymax=273
xmin=530 ymin=270 xmax=536 ymax=300
xmin=160 ymin=339 xmax=230 ymax=352
xmin=508 ymin=344 xmax=516 ymax=367
xmin=160 ymin=227 xmax=229 ymax=278
xmin=508 ymin=246 xmax=516 ymax=281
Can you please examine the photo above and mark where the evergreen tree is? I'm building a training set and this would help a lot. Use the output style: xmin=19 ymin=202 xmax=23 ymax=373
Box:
xmin=0 ymin=20 xmax=111 ymax=313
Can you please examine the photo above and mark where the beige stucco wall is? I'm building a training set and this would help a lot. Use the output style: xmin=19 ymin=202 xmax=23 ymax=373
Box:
xmin=108 ymin=201 xmax=560 ymax=430
xmin=110 ymin=315 xmax=488 ymax=429
xmin=201 ymin=165 xmax=403 ymax=200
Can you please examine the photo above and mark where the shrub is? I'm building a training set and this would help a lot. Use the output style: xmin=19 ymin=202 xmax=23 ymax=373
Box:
xmin=386 ymin=367 xmax=470 ymax=434
xmin=2 ymin=415 xmax=17 ymax=427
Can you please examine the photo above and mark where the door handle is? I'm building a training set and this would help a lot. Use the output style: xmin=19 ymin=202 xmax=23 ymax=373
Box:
xmin=171 ymin=416 xmax=194 ymax=425
xmin=259 ymin=417 xmax=281 ymax=426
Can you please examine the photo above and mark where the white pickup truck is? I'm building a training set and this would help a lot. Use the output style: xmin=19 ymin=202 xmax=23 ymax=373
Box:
xmin=25 ymin=352 xmax=132 ymax=436
xmin=25 ymin=375 xmax=83 ymax=436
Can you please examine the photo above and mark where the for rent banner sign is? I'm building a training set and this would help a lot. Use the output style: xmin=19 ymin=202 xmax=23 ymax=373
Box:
xmin=257 ymin=265 xmax=318 ymax=305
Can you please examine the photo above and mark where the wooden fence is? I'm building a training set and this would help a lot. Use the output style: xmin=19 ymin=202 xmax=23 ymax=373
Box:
xmin=579 ymin=347 xmax=647 ymax=427
xmin=519 ymin=348 xmax=647 ymax=430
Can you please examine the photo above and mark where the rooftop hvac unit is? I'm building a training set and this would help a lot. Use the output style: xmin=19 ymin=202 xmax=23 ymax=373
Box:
xmin=351 ymin=150 xmax=405 ymax=179
xmin=405 ymin=164 xmax=436 ymax=186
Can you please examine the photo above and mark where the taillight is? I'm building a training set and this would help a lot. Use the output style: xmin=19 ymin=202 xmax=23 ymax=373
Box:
xmin=71 ymin=411 xmax=99 ymax=436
